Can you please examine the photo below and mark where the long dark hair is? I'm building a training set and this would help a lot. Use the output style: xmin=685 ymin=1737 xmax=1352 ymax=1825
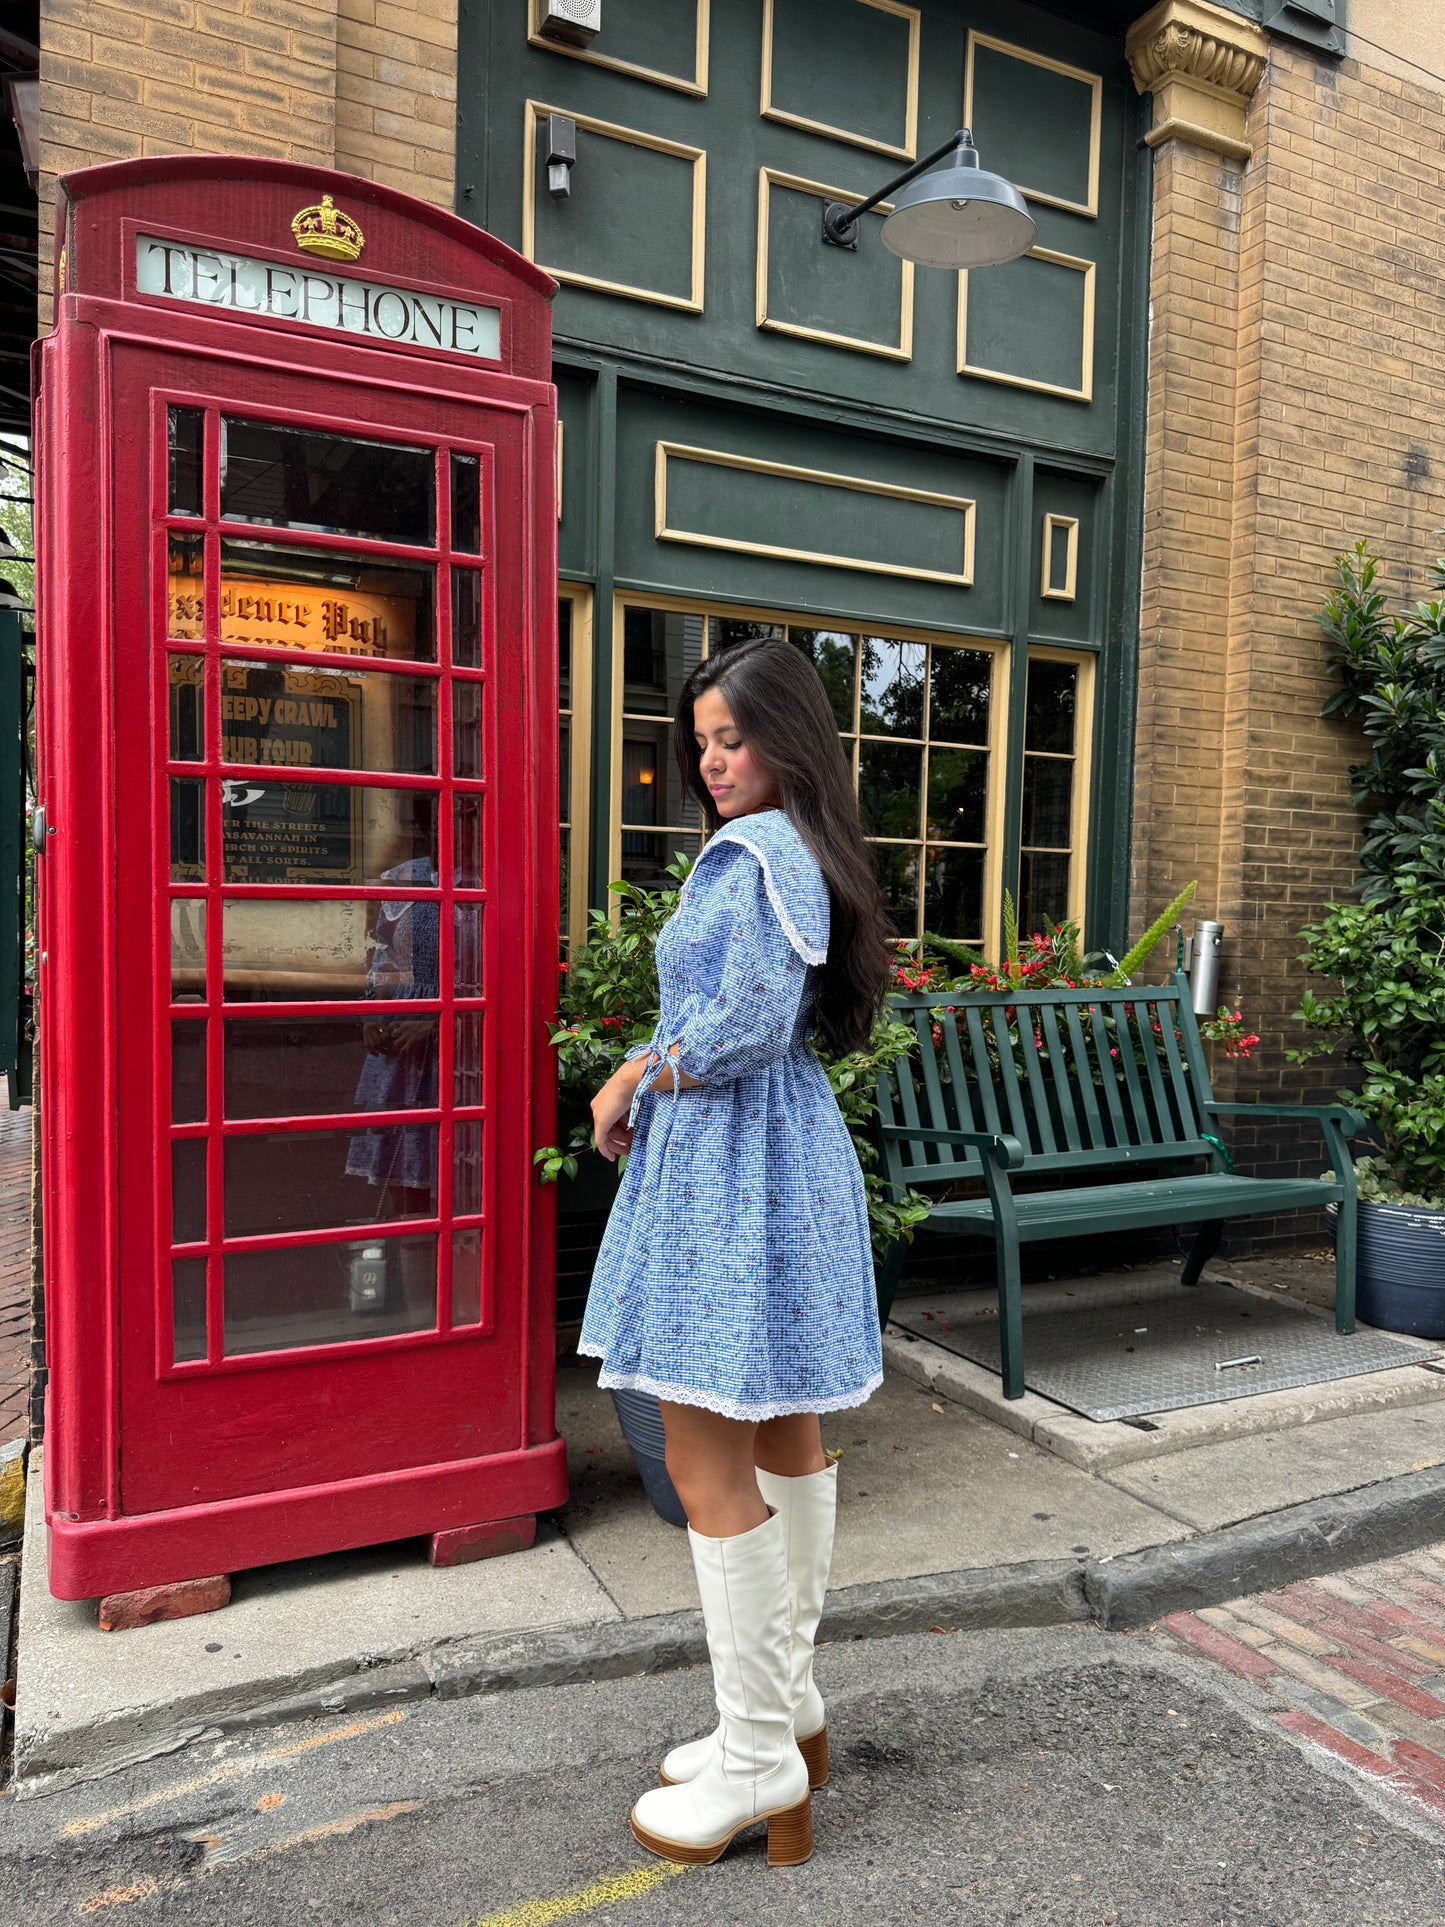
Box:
xmin=674 ymin=637 xmax=892 ymax=1054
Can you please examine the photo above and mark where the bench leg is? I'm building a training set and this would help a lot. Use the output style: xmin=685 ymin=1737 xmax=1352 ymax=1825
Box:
xmin=997 ymin=1242 xmax=1025 ymax=1400
xmin=875 ymin=1236 xmax=906 ymax=1330
xmin=1180 ymin=1220 xmax=1224 ymax=1289
xmin=1335 ymin=1199 xmax=1357 ymax=1334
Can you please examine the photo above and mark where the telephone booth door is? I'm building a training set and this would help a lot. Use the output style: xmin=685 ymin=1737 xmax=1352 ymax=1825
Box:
xmin=38 ymin=159 xmax=563 ymax=1598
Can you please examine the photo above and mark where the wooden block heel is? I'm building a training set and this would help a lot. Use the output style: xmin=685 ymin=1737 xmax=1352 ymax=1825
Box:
xmin=798 ymin=1723 xmax=829 ymax=1788
xmin=766 ymin=1794 xmax=814 ymax=1866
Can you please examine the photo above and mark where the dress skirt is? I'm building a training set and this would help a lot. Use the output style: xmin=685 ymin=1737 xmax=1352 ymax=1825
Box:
xmin=578 ymin=809 xmax=884 ymax=1422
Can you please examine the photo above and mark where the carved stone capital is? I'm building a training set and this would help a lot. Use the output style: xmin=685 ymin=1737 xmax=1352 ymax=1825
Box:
xmin=1126 ymin=0 xmax=1270 ymax=162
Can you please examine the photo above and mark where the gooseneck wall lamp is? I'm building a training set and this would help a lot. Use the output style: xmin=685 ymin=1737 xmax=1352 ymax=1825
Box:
xmin=821 ymin=129 xmax=1035 ymax=271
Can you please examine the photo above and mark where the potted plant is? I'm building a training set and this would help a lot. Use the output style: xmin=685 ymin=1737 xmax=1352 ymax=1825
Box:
xmin=1291 ymin=541 xmax=1445 ymax=1334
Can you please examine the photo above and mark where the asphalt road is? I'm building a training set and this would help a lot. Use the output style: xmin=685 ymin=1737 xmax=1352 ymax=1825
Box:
xmin=3 ymin=1624 xmax=1443 ymax=1926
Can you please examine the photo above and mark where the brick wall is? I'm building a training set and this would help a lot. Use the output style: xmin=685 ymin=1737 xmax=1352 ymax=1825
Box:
xmin=1133 ymin=37 xmax=1445 ymax=1235
xmin=36 ymin=0 xmax=457 ymax=329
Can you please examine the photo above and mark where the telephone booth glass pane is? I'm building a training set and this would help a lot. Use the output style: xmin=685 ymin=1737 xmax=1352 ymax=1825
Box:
xmin=163 ymin=408 xmax=494 ymax=1364
xmin=220 ymin=418 xmax=434 ymax=546
xmin=223 ymin=1235 xmax=436 ymax=1355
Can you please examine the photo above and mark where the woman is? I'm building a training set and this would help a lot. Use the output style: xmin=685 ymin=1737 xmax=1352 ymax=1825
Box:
xmin=579 ymin=636 xmax=891 ymax=1868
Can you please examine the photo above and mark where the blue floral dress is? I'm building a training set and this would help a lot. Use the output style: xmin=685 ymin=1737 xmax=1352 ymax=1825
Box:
xmin=578 ymin=809 xmax=883 ymax=1421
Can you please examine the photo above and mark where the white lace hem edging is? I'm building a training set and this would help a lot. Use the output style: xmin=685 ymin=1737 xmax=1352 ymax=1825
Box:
xmin=576 ymin=1350 xmax=882 ymax=1421
xmin=684 ymin=824 xmax=828 ymax=967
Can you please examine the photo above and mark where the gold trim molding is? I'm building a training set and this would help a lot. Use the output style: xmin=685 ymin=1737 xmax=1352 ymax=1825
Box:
xmin=760 ymin=0 xmax=921 ymax=161
xmin=964 ymin=33 xmax=1103 ymax=220
xmin=655 ymin=442 xmax=976 ymax=587
xmin=756 ymin=169 xmax=915 ymax=361
xmin=1125 ymin=0 xmax=1269 ymax=162
xmin=528 ymin=0 xmax=710 ymax=96
xmin=1040 ymin=514 xmax=1079 ymax=602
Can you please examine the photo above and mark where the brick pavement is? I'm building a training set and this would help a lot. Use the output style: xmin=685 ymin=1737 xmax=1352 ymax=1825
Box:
xmin=1156 ymin=1549 xmax=1445 ymax=1835
xmin=0 ymin=1103 xmax=32 ymax=1443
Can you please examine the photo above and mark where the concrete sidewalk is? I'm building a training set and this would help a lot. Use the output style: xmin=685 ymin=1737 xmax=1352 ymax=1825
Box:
xmin=14 ymin=1253 xmax=1445 ymax=1793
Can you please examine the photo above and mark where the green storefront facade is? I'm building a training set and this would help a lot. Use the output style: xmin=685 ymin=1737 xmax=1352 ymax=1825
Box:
xmin=459 ymin=0 xmax=1153 ymax=962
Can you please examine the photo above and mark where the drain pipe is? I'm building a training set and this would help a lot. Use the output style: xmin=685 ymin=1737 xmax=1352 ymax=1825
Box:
xmin=1187 ymin=920 xmax=1224 ymax=1017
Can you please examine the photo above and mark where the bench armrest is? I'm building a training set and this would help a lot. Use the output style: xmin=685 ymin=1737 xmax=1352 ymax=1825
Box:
xmin=1201 ymin=1101 xmax=1368 ymax=1136
xmin=879 ymin=1125 xmax=1025 ymax=1170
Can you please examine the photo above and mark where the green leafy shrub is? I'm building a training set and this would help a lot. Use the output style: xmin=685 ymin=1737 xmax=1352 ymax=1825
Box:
xmin=1291 ymin=539 xmax=1445 ymax=1206
xmin=533 ymin=856 xmax=930 ymax=1256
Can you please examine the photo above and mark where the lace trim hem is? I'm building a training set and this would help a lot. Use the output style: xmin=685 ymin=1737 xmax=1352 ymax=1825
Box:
xmin=576 ymin=1350 xmax=882 ymax=1422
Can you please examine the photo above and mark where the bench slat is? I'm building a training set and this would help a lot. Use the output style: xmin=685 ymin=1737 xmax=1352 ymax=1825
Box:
xmin=964 ymin=1006 xmax=1006 ymax=1141
xmin=991 ymin=1005 xmax=1033 ymax=1153
xmin=1063 ymin=1001 xmax=1108 ymax=1149
xmin=928 ymin=1173 xmax=1344 ymax=1240
xmin=1112 ymin=999 xmax=1153 ymax=1145
xmin=1136 ymin=998 xmax=1179 ymax=1143
xmin=1088 ymin=1001 xmax=1130 ymax=1147
xmin=1157 ymin=997 xmax=1201 ymax=1140
xmin=1037 ymin=1005 xmax=1082 ymax=1152
xmin=1013 ymin=1004 xmax=1057 ymax=1156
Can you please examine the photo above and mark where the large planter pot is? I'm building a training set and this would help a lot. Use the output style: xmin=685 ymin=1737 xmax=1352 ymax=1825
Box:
xmin=1330 ymin=1199 xmax=1445 ymax=1337
xmin=609 ymin=1388 xmax=688 ymax=1528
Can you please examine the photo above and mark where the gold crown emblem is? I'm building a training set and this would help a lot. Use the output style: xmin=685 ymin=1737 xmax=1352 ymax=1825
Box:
xmin=290 ymin=194 xmax=365 ymax=263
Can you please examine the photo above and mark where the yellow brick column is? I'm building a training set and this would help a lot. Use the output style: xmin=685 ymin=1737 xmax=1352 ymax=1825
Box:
xmin=1124 ymin=0 xmax=1269 ymax=952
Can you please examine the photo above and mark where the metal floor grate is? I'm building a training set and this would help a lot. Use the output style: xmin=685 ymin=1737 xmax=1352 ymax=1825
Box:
xmin=889 ymin=1275 xmax=1441 ymax=1421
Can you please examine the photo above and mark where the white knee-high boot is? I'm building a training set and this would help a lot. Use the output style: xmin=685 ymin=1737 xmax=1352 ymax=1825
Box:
xmin=660 ymin=1461 xmax=837 ymax=1791
xmin=631 ymin=1510 xmax=812 ymax=1866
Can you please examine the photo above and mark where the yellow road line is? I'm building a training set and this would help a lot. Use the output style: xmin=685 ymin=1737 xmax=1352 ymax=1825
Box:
xmin=460 ymin=1862 xmax=691 ymax=1927
xmin=78 ymin=1879 xmax=163 ymax=1914
xmin=63 ymin=1708 xmax=408 ymax=1837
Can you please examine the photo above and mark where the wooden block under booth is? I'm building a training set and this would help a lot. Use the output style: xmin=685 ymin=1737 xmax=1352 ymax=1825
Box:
xmin=428 ymin=1516 xmax=536 ymax=1567
xmin=99 ymin=1574 xmax=231 ymax=1632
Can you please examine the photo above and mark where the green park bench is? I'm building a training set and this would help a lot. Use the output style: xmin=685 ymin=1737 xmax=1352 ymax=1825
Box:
xmin=874 ymin=972 xmax=1364 ymax=1400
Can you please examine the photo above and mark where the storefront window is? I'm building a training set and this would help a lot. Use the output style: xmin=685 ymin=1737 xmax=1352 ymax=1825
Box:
xmin=608 ymin=600 xmax=1091 ymax=953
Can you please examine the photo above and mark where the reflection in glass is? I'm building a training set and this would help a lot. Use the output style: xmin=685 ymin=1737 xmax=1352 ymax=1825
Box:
xmin=173 ymin=1020 xmax=206 ymax=1124
xmin=1022 ymin=756 xmax=1073 ymax=849
xmin=220 ymin=659 xmax=436 ymax=775
xmin=923 ymin=848 xmax=985 ymax=942
xmin=220 ymin=780 xmax=435 ymax=886
xmin=926 ymin=748 xmax=987 ymax=845
xmin=168 ymin=534 xmax=204 ymax=640
xmin=452 ymin=1228 xmax=483 ymax=1327
xmin=169 ymin=656 xmax=204 ymax=762
xmin=858 ymin=742 xmax=922 ymax=839
xmin=712 ymin=618 xmax=784 ymax=650
xmin=224 ymin=1234 xmax=435 ymax=1354
xmin=221 ymin=895 xmax=431 ymax=1002
xmin=872 ymin=844 xmax=919 ymax=941
xmin=225 ymin=1125 xmax=438 ymax=1237
xmin=559 ymin=721 xmax=570 ymax=822
xmin=860 ymin=638 xmax=925 ymax=737
xmin=930 ymin=647 xmax=992 ymax=745
xmin=168 ymin=406 xmax=204 ymax=517
xmin=452 ymin=567 xmax=481 ymax=669
xmin=172 ymin=900 xmax=206 ymax=1000
xmin=220 ymin=418 xmax=434 ymax=546
xmin=173 ymin=1259 xmax=207 ymax=1364
xmin=622 ymin=607 xmax=703 ymax=717
xmin=1020 ymin=851 xmax=1071 ymax=934
xmin=450 ymin=452 xmax=481 ymax=553
xmin=454 ymin=794 xmax=482 ymax=888
xmin=455 ymin=904 xmax=483 ymax=997
xmin=558 ymin=596 xmax=572 ymax=700
xmin=455 ymin=1120 xmax=484 ymax=1216
xmin=455 ymin=1013 xmax=483 ymax=1107
xmin=223 ymin=1014 xmax=440 ymax=1120
xmin=217 ymin=541 xmax=435 ymax=662
xmin=619 ymin=830 xmax=700 ymax=892
xmin=1025 ymin=660 xmax=1077 ymax=754
xmin=623 ymin=721 xmax=697 ymax=845
xmin=788 ymin=629 xmax=856 ymax=730
xmin=454 ymin=680 xmax=482 ymax=779
xmin=170 ymin=778 xmax=205 ymax=882
xmin=172 ymin=1138 xmax=206 ymax=1245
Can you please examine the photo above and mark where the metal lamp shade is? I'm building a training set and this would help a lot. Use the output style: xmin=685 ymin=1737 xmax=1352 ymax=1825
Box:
xmin=881 ymin=165 xmax=1036 ymax=270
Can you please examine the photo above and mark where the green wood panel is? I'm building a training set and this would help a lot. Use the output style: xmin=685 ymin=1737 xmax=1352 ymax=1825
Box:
xmin=1030 ymin=466 xmax=1100 ymax=645
xmin=530 ymin=117 xmax=699 ymax=305
xmin=563 ymin=0 xmax=702 ymax=84
xmin=761 ymin=177 xmax=907 ymax=356
xmin=969 ymin=37 xmax=1097 ymax=212
xmin=765 ymin=0 xmax=916 ymax=154
xmin=962 ymin=250 xmax=1091 ymax=399
xmin=616 ymin=390 xmax=1010 ymax=633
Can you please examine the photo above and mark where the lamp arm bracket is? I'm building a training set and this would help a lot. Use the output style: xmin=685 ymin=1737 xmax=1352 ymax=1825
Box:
xmin=821 ymin=128 xmax=971 ymax=248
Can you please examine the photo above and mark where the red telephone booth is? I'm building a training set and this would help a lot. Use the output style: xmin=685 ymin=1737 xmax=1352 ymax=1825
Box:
xmin=35 ymin=156 xmax=565 ymax=1600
